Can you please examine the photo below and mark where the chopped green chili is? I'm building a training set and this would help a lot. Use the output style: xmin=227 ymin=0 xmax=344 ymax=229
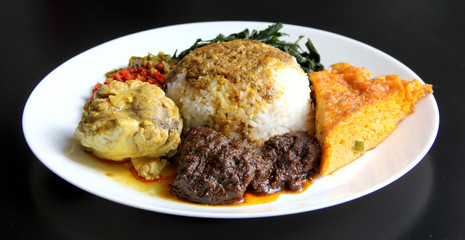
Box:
xmin=352 ymin=140 xmax=365 ymax=152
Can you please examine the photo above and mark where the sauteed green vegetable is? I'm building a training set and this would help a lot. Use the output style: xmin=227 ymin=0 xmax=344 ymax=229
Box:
xmin=173 ymin=23 xmax=324 ymax=74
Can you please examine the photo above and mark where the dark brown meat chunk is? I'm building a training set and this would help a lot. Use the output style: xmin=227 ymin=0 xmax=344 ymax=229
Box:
xmin=170 ymin=127 xmax=321 ymax=204
xmin=250 ymin=131 xmax=321 ymax=193
xmin=170 ymin=127 xmax=262 ymax=205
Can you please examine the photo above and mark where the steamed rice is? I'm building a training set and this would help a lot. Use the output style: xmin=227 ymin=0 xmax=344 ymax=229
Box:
xmin=166 ymin=39 xmax=314 ymax=145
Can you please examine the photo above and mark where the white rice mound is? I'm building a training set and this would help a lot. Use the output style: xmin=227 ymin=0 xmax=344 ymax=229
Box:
xmin=165 ymin=40 xmax=314 ymax=146
xmin=166 ymin=67 xmax=314 ymax=146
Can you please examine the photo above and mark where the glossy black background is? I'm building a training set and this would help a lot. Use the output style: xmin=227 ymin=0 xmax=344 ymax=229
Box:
xmin=2 ymin=0 xmax=464 ymax=239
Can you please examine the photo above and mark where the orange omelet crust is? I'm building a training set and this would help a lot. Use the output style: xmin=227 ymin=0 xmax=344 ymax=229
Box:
xmin=310 ymin=63 xmax=433 ymax=176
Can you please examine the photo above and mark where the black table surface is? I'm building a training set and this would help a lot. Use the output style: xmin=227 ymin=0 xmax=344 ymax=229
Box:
xmin=2 ymin=0 xmax=464 ymax=239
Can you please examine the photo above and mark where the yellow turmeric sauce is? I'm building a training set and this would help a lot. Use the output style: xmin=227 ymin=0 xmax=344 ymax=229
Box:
xmin=95 ymin=156 xmax=315 ymax=206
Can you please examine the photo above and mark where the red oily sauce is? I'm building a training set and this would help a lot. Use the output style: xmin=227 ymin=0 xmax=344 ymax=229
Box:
xmin=232 ymin=180 xmax=315 ymax=206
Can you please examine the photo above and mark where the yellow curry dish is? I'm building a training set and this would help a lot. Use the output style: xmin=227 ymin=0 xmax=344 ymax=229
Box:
xmin=74 ymin=80 xmax=183 ymax=180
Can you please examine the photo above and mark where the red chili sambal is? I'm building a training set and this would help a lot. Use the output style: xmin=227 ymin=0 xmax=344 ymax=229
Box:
xmin=89 ymin=52 xmax=178 ymax=100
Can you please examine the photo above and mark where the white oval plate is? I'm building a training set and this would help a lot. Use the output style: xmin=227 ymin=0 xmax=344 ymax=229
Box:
xmin=23 ymin=21 xmax=439 ymax=218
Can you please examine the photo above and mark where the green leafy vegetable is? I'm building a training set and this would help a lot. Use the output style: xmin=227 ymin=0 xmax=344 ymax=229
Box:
xmin=172 ymin=23 xmax=324 ymax=74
